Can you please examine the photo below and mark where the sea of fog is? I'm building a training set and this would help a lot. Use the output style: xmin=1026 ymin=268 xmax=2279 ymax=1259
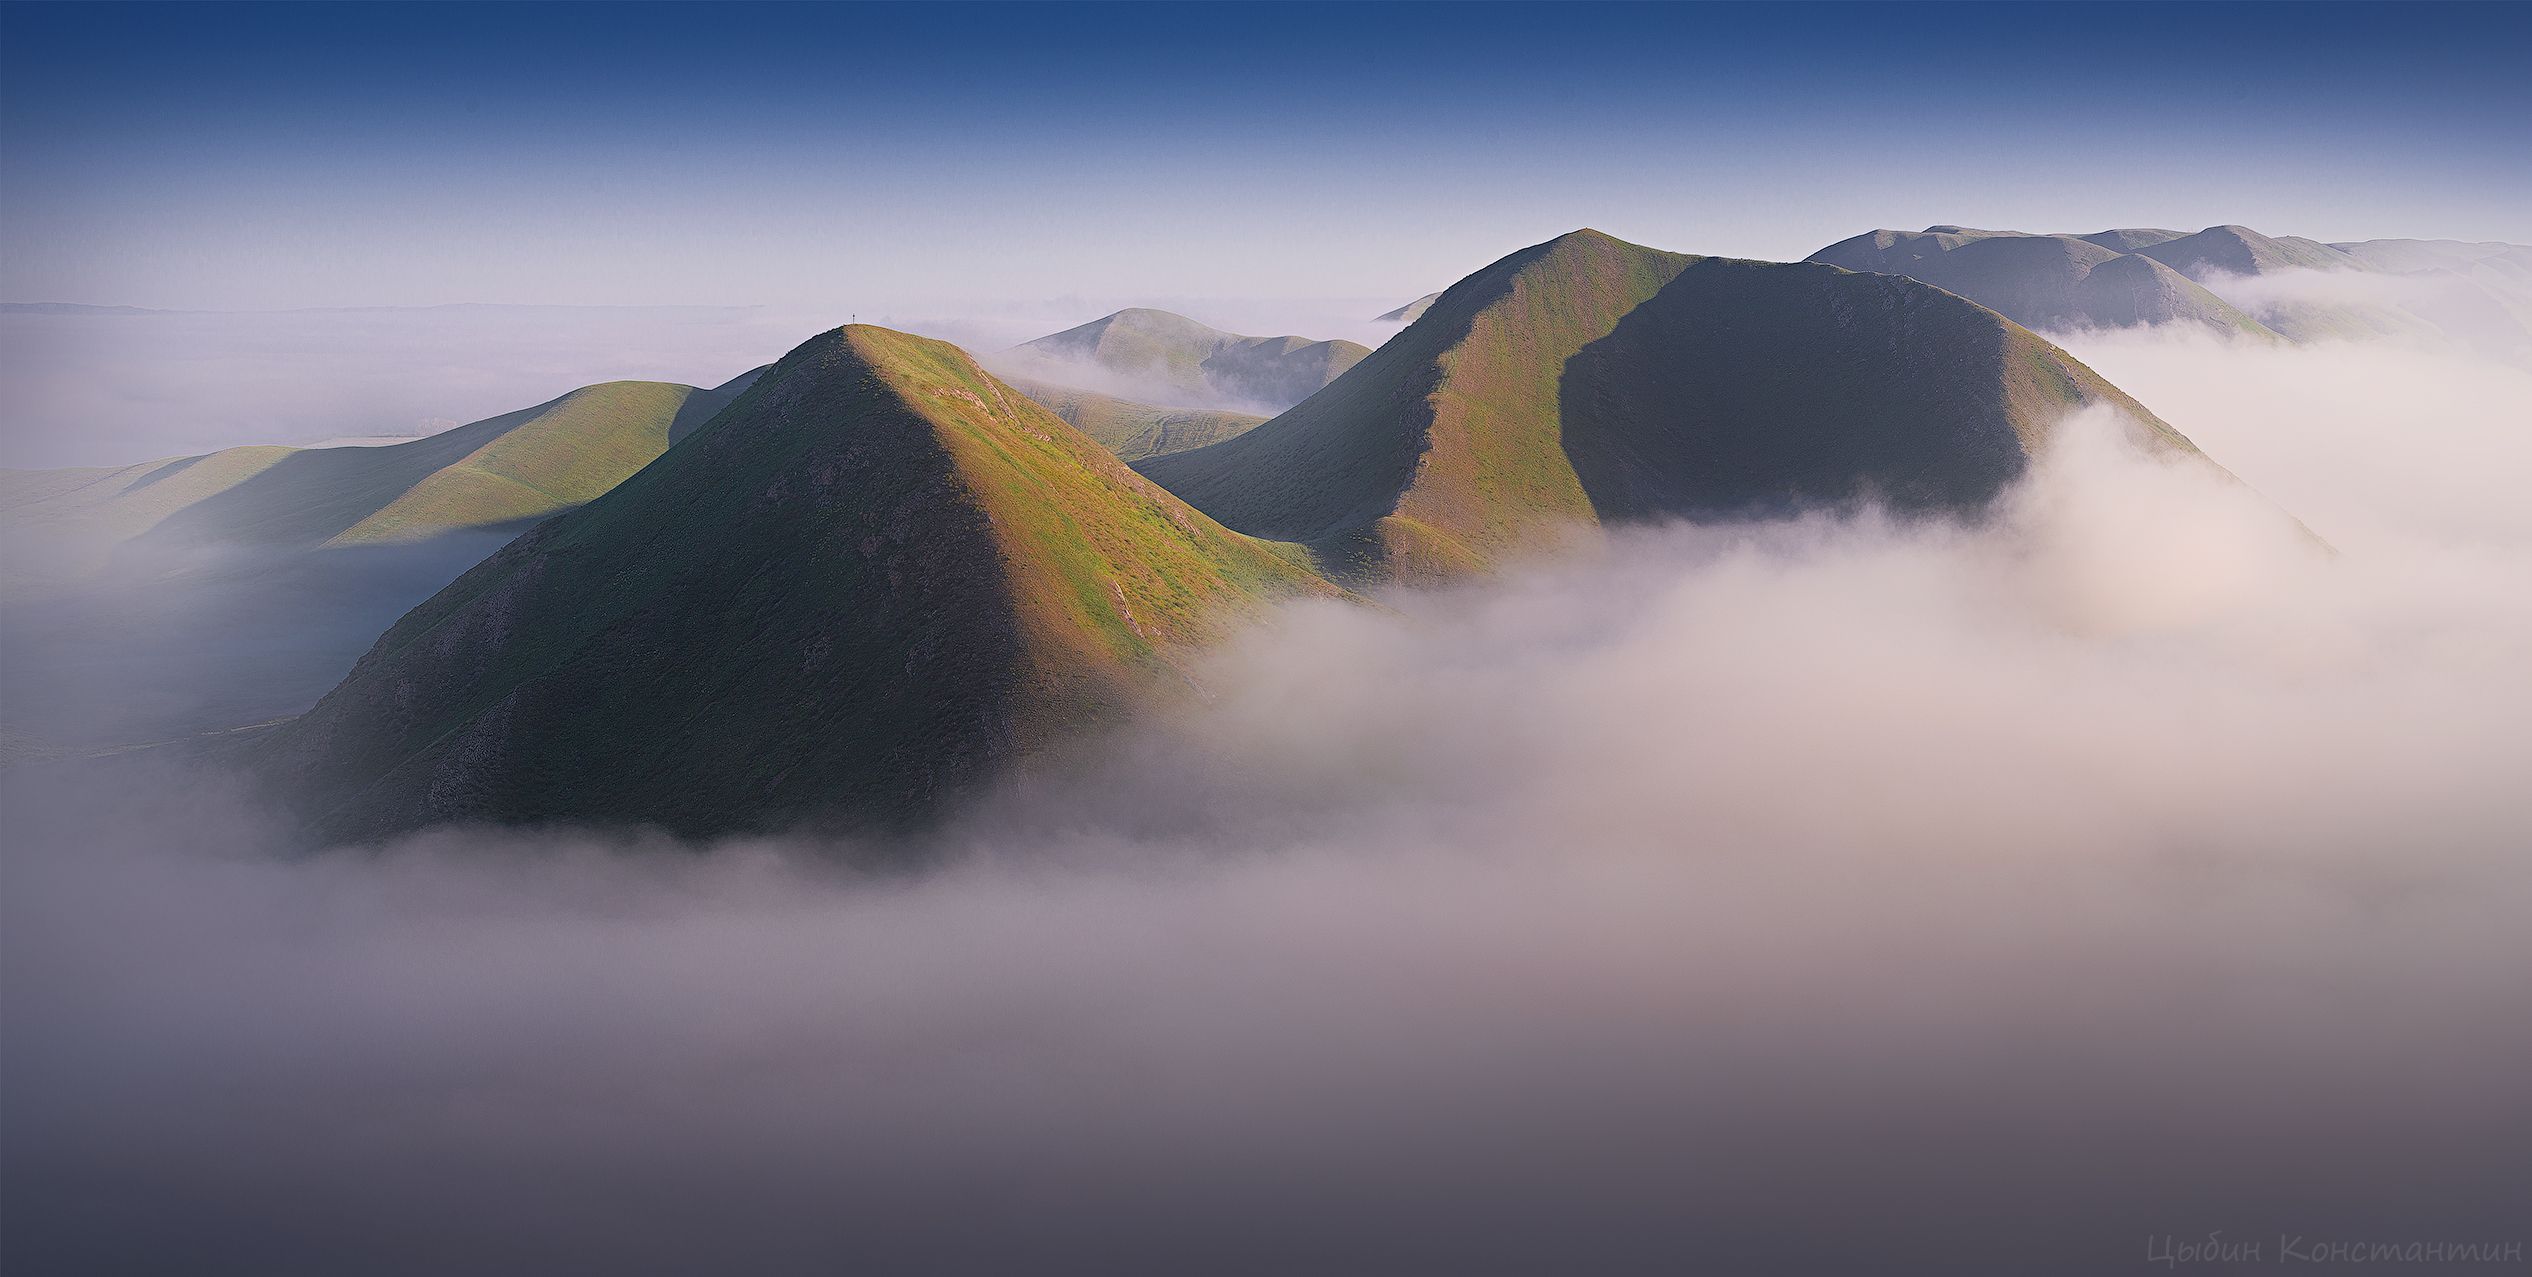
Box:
xmin=3 ymin=327 xmax=2529 ymax=1273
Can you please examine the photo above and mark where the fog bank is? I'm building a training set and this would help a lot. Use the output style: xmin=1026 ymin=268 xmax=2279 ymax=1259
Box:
xmin=2057 ymin=326 xmax=2532 ymax=552
xmin=4 ymin=337 xmax=2529 ymax=1273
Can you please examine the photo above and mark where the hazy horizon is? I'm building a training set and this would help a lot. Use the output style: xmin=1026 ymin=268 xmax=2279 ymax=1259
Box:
xmin=8 ymin=0 xmax=2525 ymax=466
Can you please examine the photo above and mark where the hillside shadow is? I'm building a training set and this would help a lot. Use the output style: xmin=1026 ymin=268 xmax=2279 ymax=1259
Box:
xmin=135 ymin=403 xmax=534 ymax=549
xmin=669 ymin=371 xmax=758 ymax=443
xmin=1557 ymin=259 xmax=2031 ymax=526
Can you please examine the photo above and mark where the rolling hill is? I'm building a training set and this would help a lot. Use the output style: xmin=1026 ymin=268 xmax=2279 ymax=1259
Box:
xmin=0 ymin=369 xmax=761 ymax=755
xmin=3 ymin=368 xmax=761 ymax=579
xmin=996 ymin=308 xmax=1370 ymax=411
xmin=1139 ymin=228 xmax=2208 ymax=583
xmin=1810 ymin=223 xmax=2531 ymax=350
xmin=2076 ymin=227 xmax=2189 ymax=253
xmin=2131 ymin=224 xmax=2358 ymax=279
xmin=1000 ymin=376 xmax=1267 ymax=461
xmin=1809 ymin=227 xmax=2276 ymax=337
xmin=262 ymin=325 xmax=1334 ymax=842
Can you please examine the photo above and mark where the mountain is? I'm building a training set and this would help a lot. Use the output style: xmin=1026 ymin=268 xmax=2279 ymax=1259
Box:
xmin=2077 ymin=228 xmax=2189 ymax=253
xmin=0 ymin=370 xmax=760 ymax=755
xmin=1140 ymin=229 xmax=2207 ymax=584
xmin=2132 ymin=224 xmax=2358 ymax=279
xmin=997 ymin=309 xmax=1370 ymax=411
xmin=263 ymin=325 xmax=1334 ymax=842
xmin=1808 ymin=227 xmax=2274 ymax=337
xmin=1810 ymin=223 xmax=2532 ymax=350
xmin=1375 ymin=293 xmax=1443 ymax=323
xmin=3 ymin=369 xmax=761 ymax=579
xmin=2327 ymin=238 xmax=2532 ymax=275
xmin=1001 ymin=376 xmax=1267 ymax=461
xmin=2107 ymin=224 xmax=2491 ymax=342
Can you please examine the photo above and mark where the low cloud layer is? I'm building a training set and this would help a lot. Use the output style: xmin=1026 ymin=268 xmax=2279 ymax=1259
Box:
xmin=4 ymin=334 xmax=2528 ymax=1273
xmin=980 ymin=345 xmax=1298 ymax=417
xmin=2189 ymin=267 xmax=2532 ymax=367
xmin=2058 ymin=325 xmax=2532 ymax=551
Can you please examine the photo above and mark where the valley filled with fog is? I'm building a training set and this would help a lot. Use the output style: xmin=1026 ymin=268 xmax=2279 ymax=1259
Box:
xmin=9 ymin=2 xmax=2529 ymax=1271
xmin=6 ymin=323 xmax=2526 ymax=1273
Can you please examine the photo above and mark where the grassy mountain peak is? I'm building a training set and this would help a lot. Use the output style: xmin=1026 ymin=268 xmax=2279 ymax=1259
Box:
xmin=1141 ymin=229 xmax=2203 ymax=584
xmin=264 ymin=324 xmax=1334 ymax=842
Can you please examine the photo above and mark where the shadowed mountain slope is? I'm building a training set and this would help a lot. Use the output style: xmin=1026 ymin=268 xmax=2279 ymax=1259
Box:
xmin=1140 ymin=229 xmax=2199 ymax=584
xmin=263 ymin=325 xmax=1333 ymax=842
xmin=1002 ymin=376 xmax=1267 ymax=461
xmin=1000 ymin=308 xmax=1370 ymax=411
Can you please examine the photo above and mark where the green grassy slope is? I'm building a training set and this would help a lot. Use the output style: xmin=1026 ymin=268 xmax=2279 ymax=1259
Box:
xmin=3 ymin=375 xmax=753 ymax=581
xmin=1141 ymin=229 xmax=2207 ymax=584
xmin=264 ymin=325 xmax=1333 ymax=842
xmin=1007 ymin=308 xmax=1372 ymax=409
xmin=3 ymin=447 xmax=302 ymax=575
xmin=1139 ymin=230 xmax=1692 ymax=579
xmin=1002 ymin=376 xmax=1267 ymax=461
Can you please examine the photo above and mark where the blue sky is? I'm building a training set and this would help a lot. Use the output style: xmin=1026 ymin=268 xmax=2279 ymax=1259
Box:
xmin=4 ymin=1 xmax=2527 ymax=311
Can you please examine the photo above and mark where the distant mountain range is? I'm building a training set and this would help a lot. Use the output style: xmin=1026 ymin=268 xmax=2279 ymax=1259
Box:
xmin=234 ymin=228 xmax=2275 ymax=841
xmin=994 ymin=308 xmax=1369 ymax=411
xmin=1809 ymin=224 xmax=2532 ymax=357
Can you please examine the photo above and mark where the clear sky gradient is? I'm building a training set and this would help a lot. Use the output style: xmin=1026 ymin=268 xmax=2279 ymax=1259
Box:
xmin=4 ymin=1 xmax=2527 ymax=312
